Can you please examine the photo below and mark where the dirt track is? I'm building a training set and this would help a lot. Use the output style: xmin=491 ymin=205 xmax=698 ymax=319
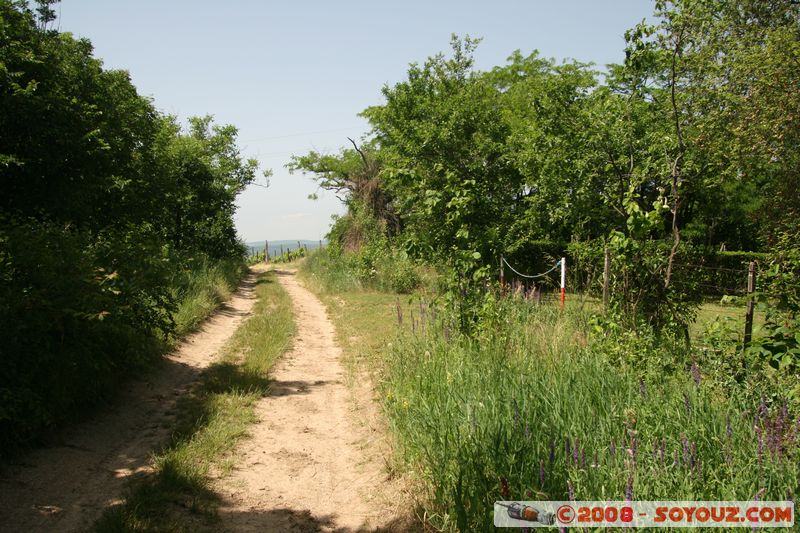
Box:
xmin=214 ymin=269 xmax=409 ymax=532
xmin=0 ymin=267 xmax=410 ymax=532
xmin=0 ymin=267 xmax=263 ymax=532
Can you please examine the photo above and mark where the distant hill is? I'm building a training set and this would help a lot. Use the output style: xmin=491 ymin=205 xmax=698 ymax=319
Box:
xmin=245 ymin=239 xmax=326 ymax=257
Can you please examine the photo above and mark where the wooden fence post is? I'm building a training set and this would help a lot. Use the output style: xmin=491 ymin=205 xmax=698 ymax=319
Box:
xmin=500 ymin=256 xmax=505 ymax=296
xmin=603 ymin=246 xmax=610 ymax=311
xmin=743 ymin=261 xmax=756 ymax=350
xmin=560 ymin=257 xmax=566 ymax=308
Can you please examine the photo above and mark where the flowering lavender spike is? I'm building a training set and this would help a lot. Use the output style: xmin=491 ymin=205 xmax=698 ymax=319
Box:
xmin=683 ymin=393 xmax=691 ymax=415
xmin=565 ymin=438 xmax=571 ymax=460
xmin=726 ymin=415 xmax=732 ymax=440
xmin=625 ymin=475 xmax=634 ymax=501
xmin=567 ymin=479 xmax=575 ymax=501
xmin=539 ymin=460 xmax=546 ymax=488
xmin=681 ymin=434 xmax=690 ymax=466
xmin=757 ymin=397 xmax=768 ymax=421
xmin=690 ymin=361 xmax=701 ymax=385
xmin=572 ymin=439 xmax=580 ymax=465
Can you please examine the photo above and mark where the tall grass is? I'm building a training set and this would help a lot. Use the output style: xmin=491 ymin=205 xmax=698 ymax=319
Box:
xmin=170 ymin=257 xmax=247 ymax=338
xmin=302 ymin=246 xmax=425 ymax=294
xmin=381 ymin=297 xmax=799 ymax=531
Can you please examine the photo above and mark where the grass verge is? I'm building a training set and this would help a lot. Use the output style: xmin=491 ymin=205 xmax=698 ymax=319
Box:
xmin=94 ymin=269 xmax=294 ymax=532
xmin=170 ymin=257 xmax=247 ymax=339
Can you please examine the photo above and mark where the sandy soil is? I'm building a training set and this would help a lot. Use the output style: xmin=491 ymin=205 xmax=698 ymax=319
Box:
xmin=0 ymin=266 xmax=265 ymax=533
xmin=214 ymin=269 xmax=411 ymax=532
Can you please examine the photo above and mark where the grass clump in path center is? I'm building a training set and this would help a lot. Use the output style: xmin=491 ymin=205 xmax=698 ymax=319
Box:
xmin=95 ymin=269 xmax=294 ymax=532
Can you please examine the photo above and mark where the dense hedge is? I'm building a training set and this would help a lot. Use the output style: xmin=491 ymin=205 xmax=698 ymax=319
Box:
xmin=0 ymin=3 xmax=254 ymax=455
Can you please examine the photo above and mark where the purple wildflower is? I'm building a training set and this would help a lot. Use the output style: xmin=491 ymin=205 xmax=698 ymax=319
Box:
xmin=630 ymin=433 xmax=638 ymax=463
xmin=567 ymin=479 xmax=575 ymax=501
xmin=681 ymin=434 xmax=690 ymax=465
xmin=625 ymin=474 xmax=634 ymax=501
xmin=757 ymin=398 xmax=769 ymax=421
xmin=539 ymin=460 xmax=546 ymax=488
xmin=572 ymin=438 xmax=580 ymax=465
xmin=690 ymin=361 xmax=701 ymax=385
xmin=565 ymin=438 xmax=571 ymax=460
xmin=683 ymin=393 xmax=691 ymax=415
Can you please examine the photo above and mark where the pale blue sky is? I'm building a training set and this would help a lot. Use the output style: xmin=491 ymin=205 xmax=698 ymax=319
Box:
xmin=56 ymin=1 xmax=655 ymax=241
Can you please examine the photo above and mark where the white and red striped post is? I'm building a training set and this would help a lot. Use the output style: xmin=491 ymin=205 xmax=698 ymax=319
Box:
xmin=560 ymin=257 xmax=566 ymax=308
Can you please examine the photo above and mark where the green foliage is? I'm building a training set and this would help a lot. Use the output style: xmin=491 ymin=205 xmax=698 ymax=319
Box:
xmin=381 ymin=296 xmax=799 ymax=532
xmin=0 ymin=2 xmax=257 ymax=454
xmin=746 ymin=225 xmax=800 ymax=403
xmin=170 ymin=257 xmax=246 ymax=338
xmin=301 ymin=209 xmax=421 ymax=295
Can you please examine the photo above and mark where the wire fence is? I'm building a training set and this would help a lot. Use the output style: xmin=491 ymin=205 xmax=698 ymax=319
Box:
xmin=497 ymin=251 xmax=776 ymax=347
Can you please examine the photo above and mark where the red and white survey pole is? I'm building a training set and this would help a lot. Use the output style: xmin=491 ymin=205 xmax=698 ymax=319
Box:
xmin=560 ymin=257 xmax=566 ymax=308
